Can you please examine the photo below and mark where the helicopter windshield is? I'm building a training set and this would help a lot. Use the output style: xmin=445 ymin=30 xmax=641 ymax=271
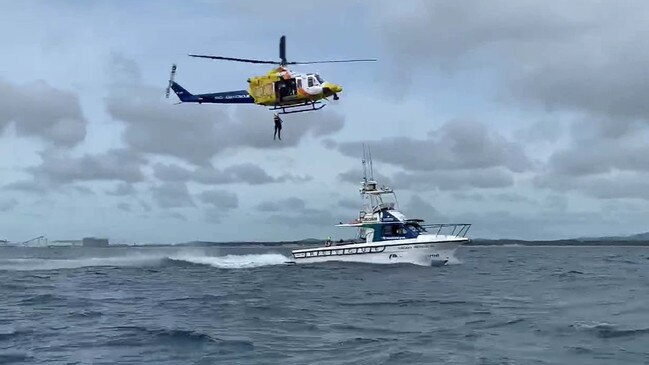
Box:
xmin=314 ymin=74 xmax=324 ymax=84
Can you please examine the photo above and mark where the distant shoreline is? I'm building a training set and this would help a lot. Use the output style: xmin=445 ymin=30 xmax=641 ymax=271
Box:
xmin=468 ymin=239 xmax=649 ymax=247
xmin=170 ymin=238 xmax=649 ymax=247
xmin=3 ymin=239 xmax=649 ymax=248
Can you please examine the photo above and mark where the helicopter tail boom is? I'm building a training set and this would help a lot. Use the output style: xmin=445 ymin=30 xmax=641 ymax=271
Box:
xmin=169 ymin=81 xmax=197 ymax=102
xmin=166 ymin=64 xmax=254 ymax=104
xmin=170 ymin=81 xmax=254 ymax=104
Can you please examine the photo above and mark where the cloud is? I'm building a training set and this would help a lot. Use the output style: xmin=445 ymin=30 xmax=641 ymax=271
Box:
xmin=199 ymin=189 xmax=239 ymax=223
xmin=337 ymin=168 xmax=393 ymax=186
xmin=106 ymin=182 xmax=136 ymax=196
xmin=29 ymin=149 xmax=144 ymax=184
xmin=376 ymin=1 xmax=649 ymax=208
xmin=107 ymin=88 xmax=229 ymax=165
xmin=377 ymin=2 xmax=649 ymax=128
xmin=405 ymin=195 xmax=438 ymax=221
xmin=394 ymin=168 xmax=515 ymax=191
xmin=255 ymin=197 xmax=306 ymax=212
xmin=322 ymin=138 xmax=337 ymax=150
xmin=544 ymin=194 xmax=568 ymax=212
xmin=198 ymin=189 xmax=239 ymax=210
xmin=7 ymin=1 xmax=649 ymax=242
xmin=0 ymin=198 xmax=18 ymax=211
xmin=338 ymin=198 xmax=360 ymax=210
xmin=164 ymin=211 xmax=187 ymax=221
xmin=70 ymin=185 xmax=94 ymax=195
xmin=453 ymin=210 xmax=616 ymax=240
xmin=338 ymin=120 xmax=530 ymax=172
xmin=257 ymin=197 xmax=335 ymax=226
xmin=0 ymin=78 xmax=87 ymax=146
xmin=3 ymin=180 xmax=49 ymax=194
xmin=117 ymin=202 xmax=131 ymax=212
xmin=535 ymin=172 xmax=649 ymax=201
xmin=452 ymin=192 xmax=486 ymax=201
xmin=514 ymin=120 xmax=563 ymax=144
xmin=151 ymin=182 xmax=194 ymax=208
xmin=377 ymin=1 xmax=591 ymax=66
xmin=140 ymin=201 xmax=153 ymax=212
xmin=153 ymin=162 xmax=310 ymax=185
xmin=3 ymin=179 xmax=97 ymax=197
xmin=267 ymin=208 xmax=335 ymax=227
xmin=491 ymin=193 xmax=532 ymax=203
xmin=545 ymin=137 xmax=649 ymax=177
xmin=533 ymin=129 xmax=649 ymax=201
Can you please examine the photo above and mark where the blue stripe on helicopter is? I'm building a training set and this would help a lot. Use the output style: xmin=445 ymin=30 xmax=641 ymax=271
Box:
xmin=170 ymin=81 xmax=254 ymax=104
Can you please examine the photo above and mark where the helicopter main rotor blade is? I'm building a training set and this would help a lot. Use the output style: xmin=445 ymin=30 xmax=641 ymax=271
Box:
xmin=188 ymin=54 xmax=278 ymax=64
xmin=287 ymin=59 xmax=378 ymax=65
xmin=280 ymin=35 xmax=287 ymax=66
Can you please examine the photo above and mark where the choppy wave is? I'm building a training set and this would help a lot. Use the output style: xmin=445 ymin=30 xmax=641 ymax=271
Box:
xmin=105 ymin=325 xmax=255 ymax=351
xmin=0 ymin=253 xmax=290 ymax=271
xmin=0 ymin=326 xmax=32 ymax=341
xmin=0 ymin=353 xmax=32 ymax=364
xmin=572 ymin=321 xmax=649 ymax=339
xmin=1 ymin=246 xmax=648 ymax=364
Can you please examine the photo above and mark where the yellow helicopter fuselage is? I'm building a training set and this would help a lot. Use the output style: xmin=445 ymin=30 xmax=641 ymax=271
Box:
xmin=247 ymin=67 xmax=342 ymax=107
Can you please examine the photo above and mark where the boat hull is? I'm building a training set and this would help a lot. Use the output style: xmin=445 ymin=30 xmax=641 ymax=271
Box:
xmin=289 ymin=239 xmax=464 ymax=266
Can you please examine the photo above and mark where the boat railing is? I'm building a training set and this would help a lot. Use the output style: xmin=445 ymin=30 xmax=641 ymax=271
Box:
xmin=420 ymin=223 xmax=471 ymax=237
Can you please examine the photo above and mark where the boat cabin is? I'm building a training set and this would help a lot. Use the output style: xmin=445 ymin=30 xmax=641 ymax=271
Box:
xmin=364 ymin=220 xmax=427 ymax=242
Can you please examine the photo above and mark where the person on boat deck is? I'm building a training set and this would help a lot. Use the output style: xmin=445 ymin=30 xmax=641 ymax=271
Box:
xmin=273 ymin=113 xmax=283 ymax=140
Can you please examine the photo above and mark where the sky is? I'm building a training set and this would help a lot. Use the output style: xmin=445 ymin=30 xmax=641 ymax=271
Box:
xmin=1 ymin=0 xmax=649 ymax=243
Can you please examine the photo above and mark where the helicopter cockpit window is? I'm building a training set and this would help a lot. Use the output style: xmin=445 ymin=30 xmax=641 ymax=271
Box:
xmin=307 ymin=76 xmax=314 ymax=87
xmin=315 ymin=74 xmax=324 ymax=84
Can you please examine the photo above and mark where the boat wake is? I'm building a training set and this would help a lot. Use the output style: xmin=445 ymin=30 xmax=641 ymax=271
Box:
xmin=0 ymin=252 xmax=290 ymax=271
xmin=0 ymin=255 xmax=162 ymax=271
xmin=571 ymin=321 xmax=649 ymax=339
xmin=445 ymin=255 xmax=463 ymax=265
xmin=165 ymin=253 xmax=288 ymax=269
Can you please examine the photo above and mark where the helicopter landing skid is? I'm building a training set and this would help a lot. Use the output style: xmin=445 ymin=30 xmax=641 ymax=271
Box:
xmin=270 ymin=101 xmax=325 ymax=115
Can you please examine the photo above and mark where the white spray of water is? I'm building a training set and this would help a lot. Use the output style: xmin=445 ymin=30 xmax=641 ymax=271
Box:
xmin=445 ymin=255 xmax=463 ymax=265
xmin=0 ymin=254 xmax=164 ymax=271
xmin=0 ymin=251 xmax=290 ymax=271
xmin=168 ymin=253 xmax=289 ymax=269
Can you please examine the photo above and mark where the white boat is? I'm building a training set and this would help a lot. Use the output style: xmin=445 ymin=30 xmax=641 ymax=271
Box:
xmin=288 ymin=148 xmax=471 ymax=266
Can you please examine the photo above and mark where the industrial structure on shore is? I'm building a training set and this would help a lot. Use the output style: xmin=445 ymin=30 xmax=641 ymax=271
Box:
xmin=0 ymin=236 xmax=110 ymax=247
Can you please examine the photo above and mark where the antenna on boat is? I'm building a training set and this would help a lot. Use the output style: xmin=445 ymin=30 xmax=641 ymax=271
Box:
xmin=368 ymin=145 xmax=374 ymax=181
xmin=361 ymin=143 xmax=368 ymax=184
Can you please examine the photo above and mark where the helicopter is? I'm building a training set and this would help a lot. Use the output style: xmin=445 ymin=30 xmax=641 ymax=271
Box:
xmin=165 ymin=36 xmax=376 ymax=114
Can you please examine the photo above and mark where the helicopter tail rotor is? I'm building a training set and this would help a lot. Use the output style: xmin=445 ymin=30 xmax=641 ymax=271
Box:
xmin=165 ymin=64 xmax=177 ymax=99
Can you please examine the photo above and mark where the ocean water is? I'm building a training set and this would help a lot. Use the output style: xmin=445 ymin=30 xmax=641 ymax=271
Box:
xmin=0 ymin=245 xmax=648 ymax=364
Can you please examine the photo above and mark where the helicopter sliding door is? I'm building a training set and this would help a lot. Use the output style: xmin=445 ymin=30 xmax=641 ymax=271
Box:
xmin=275 ymin=78 xmax=298 ymax=102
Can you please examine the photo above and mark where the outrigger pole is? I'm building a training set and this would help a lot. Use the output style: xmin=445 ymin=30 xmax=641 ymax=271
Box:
xmin=362 ymin=143 xmax=368 ymax=184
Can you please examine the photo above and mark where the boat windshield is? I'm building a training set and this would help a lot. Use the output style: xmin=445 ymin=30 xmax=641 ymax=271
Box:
xmin=406 ymin=223 xmax=426 ymax=233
